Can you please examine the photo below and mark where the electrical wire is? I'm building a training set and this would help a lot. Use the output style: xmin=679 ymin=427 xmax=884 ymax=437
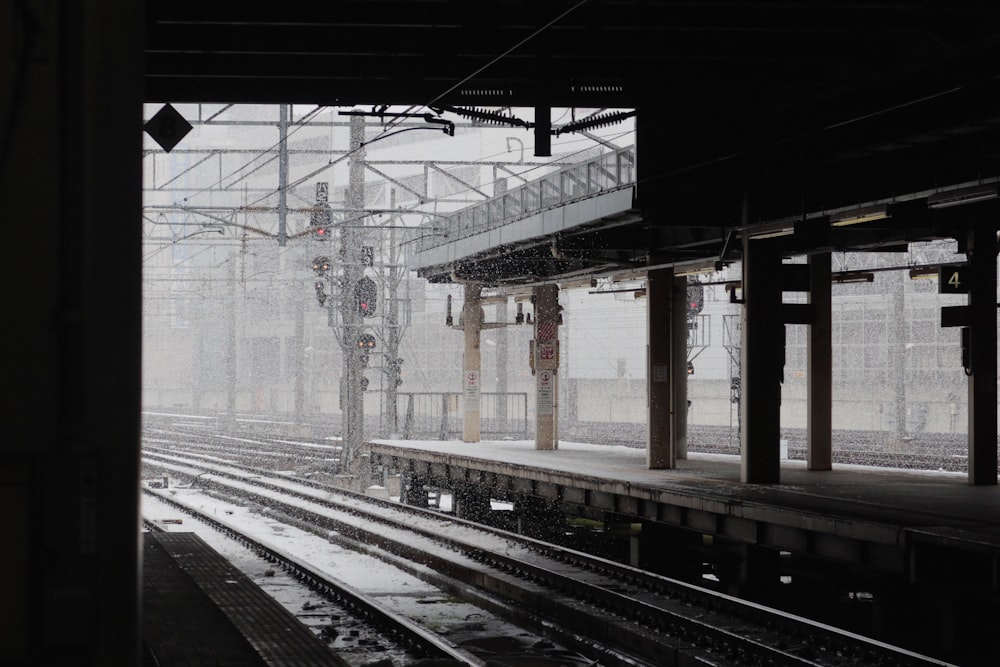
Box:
xmin=162 ymin=105 xmax=328 ymax=205
xmin=383 ymin=0 xmax=591 ymax=135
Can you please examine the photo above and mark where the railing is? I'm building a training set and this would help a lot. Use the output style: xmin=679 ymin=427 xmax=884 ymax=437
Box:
xmin=416 ymin=146 xmax=636 ymax=252
xmin=398 ymin=392 xmax=529 ymax=440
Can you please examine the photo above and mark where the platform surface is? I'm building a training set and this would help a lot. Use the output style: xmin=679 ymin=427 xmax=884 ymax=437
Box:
xmin=371 ymin=438 xmax=1000 ymax=549
xmin=143 ymin=531 xmax=346 ymax=666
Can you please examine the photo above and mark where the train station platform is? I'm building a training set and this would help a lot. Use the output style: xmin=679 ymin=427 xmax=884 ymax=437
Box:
xmin=142 ymin=531 xmax=346 ymax=667
xmin=368 ymin=438 xmax=1000 ymax=587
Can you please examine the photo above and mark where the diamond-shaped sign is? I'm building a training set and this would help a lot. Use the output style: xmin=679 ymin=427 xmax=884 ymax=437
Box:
xmin=144 ymin=104 xmax=192 ymax=153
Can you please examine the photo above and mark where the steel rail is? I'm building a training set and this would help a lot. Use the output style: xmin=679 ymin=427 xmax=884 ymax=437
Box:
xmin=143 ymin=487 xmax=483 ymax=666
xmin=142 ymin=446 xmax=954 ymax=667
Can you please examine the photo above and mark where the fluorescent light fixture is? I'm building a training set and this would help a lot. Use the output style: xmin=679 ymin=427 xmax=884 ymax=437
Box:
xmin=833 ymin=271 xmax=875 ymax=284
xmin=830 ymin=205 xmax=888 ymax=227
xmin=559 ymin=277 xmax=599 ymax=290
xmin=908 ymin=267 xmax=938 ymax=280
xmin=748 ymin=227 xmax=794 ymax=240
xmin=675 ymin=260 xmax=724 ymax=277
xmin=927 ymin=184 xmax=999 ymax=209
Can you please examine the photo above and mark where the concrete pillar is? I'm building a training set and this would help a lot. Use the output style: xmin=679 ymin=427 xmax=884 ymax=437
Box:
xmin=807 ymin=253 xmax=833 ymax=470
xmin=966 ymin=220 xmax=998 ymax=485
xmin=533 ymin=284 xmax=560 ymax=450
xmin=740 ymin=238 xmax=784 ymax=483
xmin=672 ymin=276 xmax=689 ymax=459
xmin=1 ymin=2 xmax=143 ymax=663
xmin=462 ymin=284 xmax=483 ymax=443
xmin=647 ymin=266 xmax=675 ymax=468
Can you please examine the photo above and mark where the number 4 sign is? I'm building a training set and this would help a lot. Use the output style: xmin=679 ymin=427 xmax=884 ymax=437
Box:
xmin=938 ymin=265 xmax=970 ymax=294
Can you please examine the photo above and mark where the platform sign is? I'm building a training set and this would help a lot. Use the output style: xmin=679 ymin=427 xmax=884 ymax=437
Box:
xmin=652 ymin=363 xmax=669 ymax=383
xmin=464 ymin=370 xmax=480 ymax=408
xmin=939 ymin=264 xmax=970 ymax=294
xmin=537 ymin=369 xmax=554 ymax=414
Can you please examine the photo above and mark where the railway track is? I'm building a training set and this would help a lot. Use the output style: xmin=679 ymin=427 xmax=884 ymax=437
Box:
xmin=142 ymin=445 xmax=954 ymax=667
xmin=144 ymin=491 xmax=481 ymax=665
xmin=145 ymin=488 xmax=594 ymax=666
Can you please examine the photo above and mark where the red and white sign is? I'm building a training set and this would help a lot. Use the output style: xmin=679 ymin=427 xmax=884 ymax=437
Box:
xmin=536 ymin=322 xmax=557 ymax=341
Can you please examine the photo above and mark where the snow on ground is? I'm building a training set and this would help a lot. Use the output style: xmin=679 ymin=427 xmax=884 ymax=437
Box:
xmin=142 ymin=480 xmax=549 ymax=663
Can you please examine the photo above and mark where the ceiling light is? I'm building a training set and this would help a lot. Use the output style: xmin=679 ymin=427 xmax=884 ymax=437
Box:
xmin=748 ymin=228 xmax=794 ymax=240
xmin=830 ymin=206 xmax=888 ymax=227
xmin=833 ymin=271 xmax=875 ymax=284
xmin=927 ymin=184 xmax=999 ymax=209
xmin=908 ymin=267 xmax=938 ymax=280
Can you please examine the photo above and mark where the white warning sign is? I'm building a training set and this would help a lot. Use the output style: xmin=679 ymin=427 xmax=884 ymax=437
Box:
xmin=537 ymin=369 xmax=554 ymax=415
xmin=464 ymin=370 xmax=480 ymax=409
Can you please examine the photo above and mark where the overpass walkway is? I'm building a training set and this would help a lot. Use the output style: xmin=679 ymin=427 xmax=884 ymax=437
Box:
xmin=410 ymin=145 xmax=638 ymax=280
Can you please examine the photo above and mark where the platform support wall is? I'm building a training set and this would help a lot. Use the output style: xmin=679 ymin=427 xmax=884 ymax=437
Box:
xmin=533 ymin=284 xmax=560 ymax=450
xmin=740 ymin=238 xmax=783 ymax=483
xmin=807 ymin=253 xmax=833 ymax=470
xmin=966 ymin=220 xmax=998 ymax=485
xmin=647 ymin=266 xmax=676 ymax=468
xmin=462 ymin=284 xmax=483 ymax=443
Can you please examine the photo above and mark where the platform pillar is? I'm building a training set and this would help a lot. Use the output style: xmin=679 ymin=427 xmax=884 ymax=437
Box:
xmin=966 ymin=220 xmax=998 ymax=485
xmin=2 ymin=3 xmax=143 ymax=663
xmin=672 ymin=275 xmax=689 ymax=459
xmin=462 ymin=283 xmax=483 ymax=443
xmin=740 ymin=237 xmax=783 ymax=483
xmin=647 ymin=265 xmax=675 ymax=468
xmin=807 ymin=252 xmax=833 ymax=470
xmin=533 ymin=284 xmax=560 ymax=450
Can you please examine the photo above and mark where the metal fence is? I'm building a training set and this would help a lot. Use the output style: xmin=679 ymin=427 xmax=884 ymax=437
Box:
xmin=398 ymin=392 xmax=529 ymax=440
xmin=417 ymin=146 xmax=636 ymax=252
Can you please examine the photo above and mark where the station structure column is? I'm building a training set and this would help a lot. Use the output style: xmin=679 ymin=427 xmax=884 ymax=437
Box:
xmin=740 ymin=237 xmax=784 ymax=483
xmin=807 ymin=252 xmax=833 ymax=470
xmin=533 ymin=284 xmax=560 ymax=450
xmin=647 ymin=264 xmax=676 ymax=468
xmin=672 ymin=275 xmax=690 ymax=459
xmin=462 ymin=283 xmax=483 ymax=443
xmin=965 ymin=220 xmax=998 ymax=485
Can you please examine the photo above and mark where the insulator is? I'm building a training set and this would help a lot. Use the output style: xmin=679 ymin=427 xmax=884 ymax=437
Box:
xmin=439 ymin=105 xmax=530 ymax=129
xmin=554 ymin=109 xmax=636 ymax=136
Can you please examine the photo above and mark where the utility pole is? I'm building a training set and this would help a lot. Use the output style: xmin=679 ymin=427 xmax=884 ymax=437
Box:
xmin=225 ymin=256 xmax=237 ymax=426
xmin=277 ymin=104 xmax=289 ymax=246
xmin=293 ymin=244 xmax=306 ymax=426
xmin=383 ymin=189 xmax=404 ymax=437
xmin=340 ymin=115 xmax=366 ymax=469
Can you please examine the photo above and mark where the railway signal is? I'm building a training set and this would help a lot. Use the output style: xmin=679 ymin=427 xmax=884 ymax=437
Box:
xmin=687 ymin=283 xmax=704 ymax=319
xmin=312 ymin=256 xmax=331 ymax=274
xmin=314 ymin=281 xmax=327 ymax=307
xmin=310 ymin=182 xmax=332 ymax=240
xmin=355 ymin=277 xmax=377 ymax=317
